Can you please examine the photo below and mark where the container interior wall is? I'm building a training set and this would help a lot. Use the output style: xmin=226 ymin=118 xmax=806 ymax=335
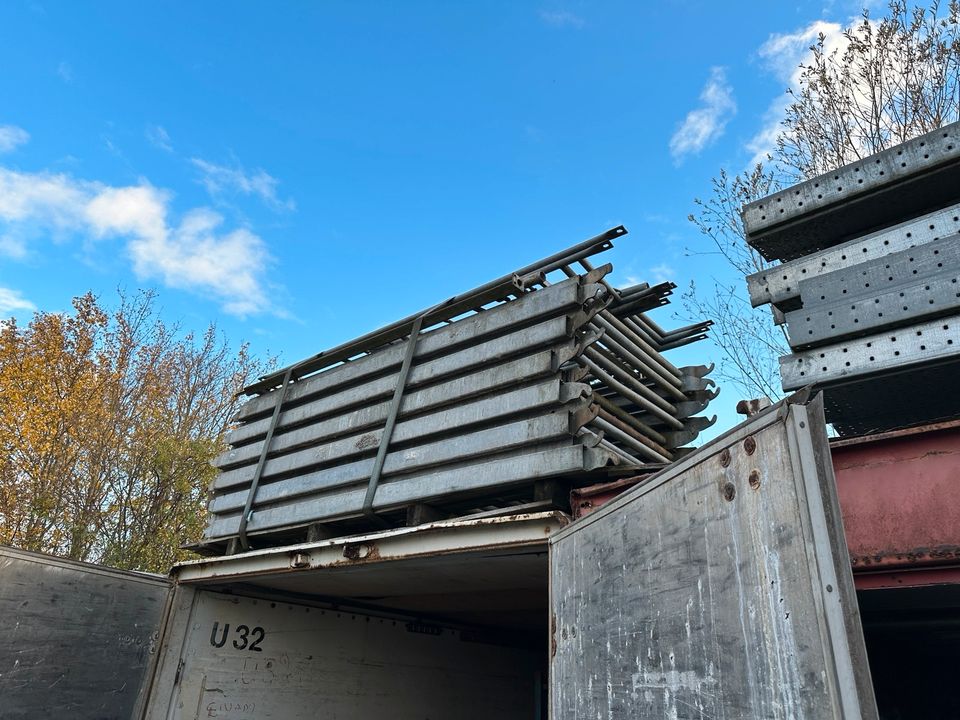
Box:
xmin=858 ymin=584 xmax=960 ymax=719
xmin=167 ymin=587 xmax=545 ymax=720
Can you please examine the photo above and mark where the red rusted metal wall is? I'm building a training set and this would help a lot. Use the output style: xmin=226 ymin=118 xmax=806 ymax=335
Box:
xmin=831 ymin=420 xmax=960 ymax=589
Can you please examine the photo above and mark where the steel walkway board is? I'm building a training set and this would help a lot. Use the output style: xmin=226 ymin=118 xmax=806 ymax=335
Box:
xmin=785 ymin=236 xmax=960 ymax=348
xmin=781 ymin=312 xmax=960 ymax=390
xmin=746 ymin=203 xmax=960 ymax=309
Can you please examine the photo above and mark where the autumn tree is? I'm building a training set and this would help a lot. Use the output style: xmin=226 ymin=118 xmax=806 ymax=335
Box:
xmin=685 ymin=0 xmax=960 ymax=399
xmin=0 ymin=291 xmax=266 ymax=572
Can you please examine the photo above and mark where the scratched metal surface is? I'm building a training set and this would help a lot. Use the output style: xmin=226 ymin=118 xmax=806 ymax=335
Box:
xmin=549 ymin=399 xmax=877 ymax=719
xmin=0 ymin=546 xmax=170 ymax=720
xmin=157 ymin=589 xmax=540 ymax=720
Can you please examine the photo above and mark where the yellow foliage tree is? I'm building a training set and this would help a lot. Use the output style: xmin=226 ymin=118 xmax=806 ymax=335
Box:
xmin=0 ymin=291 xmax=266 ymax=572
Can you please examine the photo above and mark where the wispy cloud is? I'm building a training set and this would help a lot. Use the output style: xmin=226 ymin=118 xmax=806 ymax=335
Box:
xmin=0 ymin=287 xmax=36 ymax=315
xmin=649 ymin=263 xmax=675 ymax=284
xmin=146 ymin=124 xmax=173 ymax=152
xmin=758 ymin=21 xmax=843 ymax=84
xmin=191 ymin=158 xmax=295 ymax=212
xmin=0 ymin=166 xmax=274 ymax=316
xmin=669 ymin=67 xmax=736 ymax=162
xmin=746 ymin=20 xmax=846 ymax=165
xmin=0 ymin=125 xmax=30 ymax=153
xmin=57 ymin=61 xmax=73 ymax=83
xmin=0 ymin=233 xmax=27 ymax=258
xmin=539 ymin=9 xmax=585 ymax=29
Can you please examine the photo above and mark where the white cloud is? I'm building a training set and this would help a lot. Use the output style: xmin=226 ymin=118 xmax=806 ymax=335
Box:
xmin=0 ymin=168 xmax=90 ymax=227
xmin=746 ymin=20 xmax=847 ymax=164
xmin=0 ymin=234 xmax=27 ymax=258
xmin=191 ymin=158 xmax=295 ymax=212
xmin=57 ymin=61 xmax=73 ymax=83
xmin=669 ymin=67 xmax=736 ymax=161
xmin=146 ymin=124 xmax=173 ymax=152
xmin=0 ymin=287 xmax=36 ymax=315
xmin=0 ymin=167 xmax=273 ymax=316
xmin=650 ymin=263 xmax=675 ymax=284
xmin=0 ymin=125 xmax=30 ymax=153
xmin=539 ymin=9 xmax=585 ymax=29
xmin=758 ymin=21 xmax=844 ymax=84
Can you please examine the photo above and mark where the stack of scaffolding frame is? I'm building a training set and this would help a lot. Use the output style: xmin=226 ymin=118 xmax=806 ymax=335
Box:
xmin=199 ymin=226 xmax=717 ymax=552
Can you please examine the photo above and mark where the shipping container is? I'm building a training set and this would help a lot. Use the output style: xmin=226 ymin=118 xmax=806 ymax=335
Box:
xmin=8 ymin=394 xmax=958 ymax=718
xmin=134 ymin=394 xmax=878 ymax=719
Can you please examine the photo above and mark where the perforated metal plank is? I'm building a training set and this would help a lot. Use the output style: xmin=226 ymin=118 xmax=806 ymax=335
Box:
xmin=780 ymin=313 xmax=960 ymax=390
xmin=785 ymin=238 xmax=960 ymax=348
xmin=788 ymin=272 xmax=960 ymax=348
xmin=798 ymin=234 xmax=960 ymax=305
xmin=741 ymin=121 xmax=960 ymax=261
xmin=550 ymin=397 xmax=877 ymax=719
xmin=746 ymin=203 xmax=960 ymax=308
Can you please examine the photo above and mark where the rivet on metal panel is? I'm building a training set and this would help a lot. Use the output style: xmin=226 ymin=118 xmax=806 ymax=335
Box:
xmin=748 ymin=469 xmax=761 ymax=490
xmin=343 ymin=542 xmax=379 ymax=561
xmin=743 ymin=436 xmax=757 ymax=455
xmin=720 ymin=448 xmax=731 ymax=467
xmin=722 ymin=482 xmax=736 ymax=501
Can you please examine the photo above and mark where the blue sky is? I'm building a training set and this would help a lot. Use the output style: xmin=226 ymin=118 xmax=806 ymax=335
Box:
xmin=0 ymin=1 xmax=875 ymax=437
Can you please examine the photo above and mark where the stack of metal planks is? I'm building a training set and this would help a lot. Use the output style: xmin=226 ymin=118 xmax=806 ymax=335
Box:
xmin=742 ymin=121 xmax=960 ymax=435
xmin=199 ymin=226 xmax=717 ymax=552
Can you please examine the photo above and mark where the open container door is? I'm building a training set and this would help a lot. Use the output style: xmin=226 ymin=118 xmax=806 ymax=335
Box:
xmin=549 ymin=394 xmax=878 ymax=719
xmin=0 ymin=546 xmax=172 ymax=720
xmin=142 ymin=512 xmax=565 ymax=720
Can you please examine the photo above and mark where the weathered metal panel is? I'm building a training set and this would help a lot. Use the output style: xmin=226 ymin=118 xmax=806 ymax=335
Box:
xmin=238 ymin=275 xmax=599 ymax=420
xmin=204 ymin=235 xmax=717 ymax=548
xmin=179 ymin=511 xmax=565 ymax=584
xmin=811 ymin=357 xmax=960 ymax=435
xmin=0 ymin=546 xmax=170 ymax=720
xmin=832 ymin=421 xmax=960 ymax=572
xmin=222 ymin=343 xmax=570 ymax=451
xmin=550 ymin=397 xmax=877 ymax=719
xmin=213 ymin=379 xmax=583 ymax=490
xmin=205 ymin=443 xmax=615 ymax=540
xmin=144 ymin=513 xmax=564 ymax=718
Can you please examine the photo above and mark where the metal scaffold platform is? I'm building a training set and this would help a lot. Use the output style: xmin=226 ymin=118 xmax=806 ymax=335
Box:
xmin=196 ymin=226 xmax=717 ymax=554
